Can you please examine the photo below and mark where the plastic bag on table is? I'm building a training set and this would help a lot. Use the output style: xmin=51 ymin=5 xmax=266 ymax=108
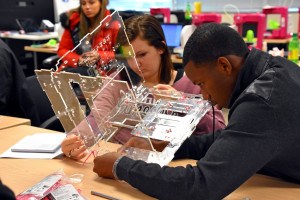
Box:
xmin=16 ymin=169 xmax=86 ymax=200
xmin=42 ymin=184 xmax=87 ymax=200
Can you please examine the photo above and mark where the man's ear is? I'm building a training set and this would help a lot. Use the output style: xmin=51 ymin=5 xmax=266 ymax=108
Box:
xmin=217 ymin=57 xmax=232 ymax=75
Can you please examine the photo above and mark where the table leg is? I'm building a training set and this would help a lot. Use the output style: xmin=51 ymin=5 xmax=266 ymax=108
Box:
xmin=33 ymin=51 xmax=38 ymax=69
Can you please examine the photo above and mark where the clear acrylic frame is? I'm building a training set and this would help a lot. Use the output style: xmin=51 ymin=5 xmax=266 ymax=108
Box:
xmin=35 ymin=11 xmax=211 ymax=166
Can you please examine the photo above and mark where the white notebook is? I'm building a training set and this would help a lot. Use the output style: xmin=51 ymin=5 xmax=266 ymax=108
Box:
xmin=11 ymin=133 xmax=65 ymax=153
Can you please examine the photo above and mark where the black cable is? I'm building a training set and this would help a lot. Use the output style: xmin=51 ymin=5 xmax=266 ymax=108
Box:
xmin=212 ymin=105 xmax=215 ymax=142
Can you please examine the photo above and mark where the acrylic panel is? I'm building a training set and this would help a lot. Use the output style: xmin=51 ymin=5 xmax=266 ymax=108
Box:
xmin=36 ymin=11 xmax=211 ymax=166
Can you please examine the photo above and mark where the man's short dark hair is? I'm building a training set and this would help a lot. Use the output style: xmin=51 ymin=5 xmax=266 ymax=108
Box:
xmin=183 ymin=23 xmax=249 ymax=67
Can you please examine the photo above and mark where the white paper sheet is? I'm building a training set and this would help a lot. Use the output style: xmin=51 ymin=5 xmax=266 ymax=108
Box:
xmin=0 ymin=133 xmax=66 ymax=159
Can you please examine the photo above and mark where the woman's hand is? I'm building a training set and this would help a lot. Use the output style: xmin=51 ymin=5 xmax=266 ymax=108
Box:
xmin=61 ymin=135 xmax=88 ymax=160
xmin=78 ymin=51 xmax=100 ymax=66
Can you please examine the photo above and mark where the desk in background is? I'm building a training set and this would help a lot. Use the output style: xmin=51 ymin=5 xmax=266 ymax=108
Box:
xmin=1 ymin=125 xmax=300 ymax=200
xmin=24 ymin=45 xmax=58 ymax=69
xmin=24 ymin=45 xmax=58 ymax=54
xmin=0 ymin=115 xmax=30 ymax=130
xmin=0 ymin=32 xmax=58 ymax=41
xmin=0 ymin=32 xmax=58 ymax=70
xmin=23 ymin=38 xmax=293 ymax=70
xmin=24 ymin=44 xmax=184 ymax=66
xmin=265 ymin=38 xmax=291 ymax=53
xmin=264 ymin=38 xmax=291 ymax=44
xmin=171 ymin=54 xmax=183 ymax=64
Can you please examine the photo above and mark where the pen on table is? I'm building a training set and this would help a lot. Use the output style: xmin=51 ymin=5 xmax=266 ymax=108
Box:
xmin=91 ymin=190 xmax=122 ymax=200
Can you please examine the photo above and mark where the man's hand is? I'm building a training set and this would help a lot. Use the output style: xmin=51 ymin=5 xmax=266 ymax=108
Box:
xmin=93 ymin=138 xmax=169 ymax=179
xmin=93 ymin=152 xmax=122 ymax=179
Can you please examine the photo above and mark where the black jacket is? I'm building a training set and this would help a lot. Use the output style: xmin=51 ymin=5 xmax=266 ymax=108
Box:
xmin=115 ymin=48 xmax=300 ymax=199
xmin=0 ymin=180 xmax=15 ymax=200
xmin=59 ymin=12 xmax=81 ymax=55
xmin=0 ymin=39 xmax=39 ymax=125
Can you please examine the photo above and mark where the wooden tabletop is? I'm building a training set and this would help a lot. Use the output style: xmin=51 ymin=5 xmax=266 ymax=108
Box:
xmin=0 ymin=125 xmax=300 ymax=200
xmin=24 ymin=45 xmax=183 ymax=65
xmin=171 ymin=54 xmax=183 ymax=64
xmin=264 ymin=38 xmax=291 ymax=44
xmin=24 ymin=45 xmax=58 ymax=54
xmin=0 ymin=32 xmax=58 ymax=41
xmin=0 ymin=115 xmax=30 ymax=130
xmin=0 ymin=125 xmax=156 ymax=200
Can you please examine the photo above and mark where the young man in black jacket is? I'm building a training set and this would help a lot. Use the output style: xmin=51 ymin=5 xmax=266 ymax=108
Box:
xmin=92 ymin=23 xmax=300 ymax=200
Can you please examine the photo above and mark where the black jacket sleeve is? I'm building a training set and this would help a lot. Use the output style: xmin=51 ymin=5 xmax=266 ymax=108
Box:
xmin=0 ymin=180 xmax=16 ymax=200
xmin=0 ymin=40 xmax=14 ymax=113
xmin=116 ymin=94 xmax=278 ymax=200
xmin=0 ymin=39 xmax=40 ymax=125
xmin=173 ymin=129 xmax=220 ymax=160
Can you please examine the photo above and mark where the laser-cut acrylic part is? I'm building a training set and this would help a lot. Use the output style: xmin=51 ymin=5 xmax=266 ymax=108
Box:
xmin=35 ymin=11 xmax=211 ymax=166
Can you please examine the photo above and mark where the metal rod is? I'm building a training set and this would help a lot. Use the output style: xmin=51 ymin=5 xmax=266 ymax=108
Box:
xmin=108 ymin=121 xmax=136 ymax=129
